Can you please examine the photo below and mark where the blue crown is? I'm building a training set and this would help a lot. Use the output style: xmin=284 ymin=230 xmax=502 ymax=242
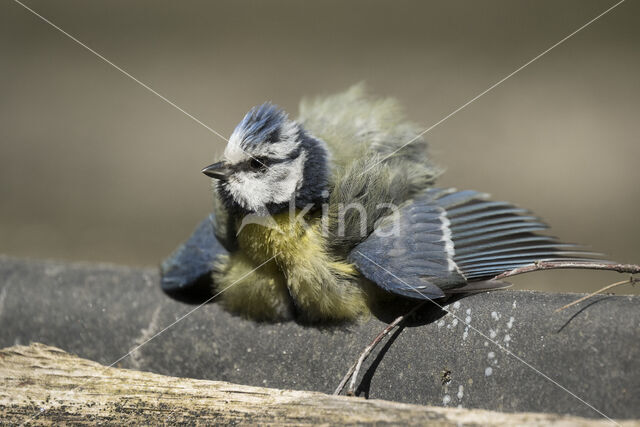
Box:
xmin=233 ymin=103 xmax=288 ymax=148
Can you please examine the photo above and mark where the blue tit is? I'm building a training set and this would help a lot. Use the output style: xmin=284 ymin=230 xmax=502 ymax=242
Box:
xmin=161 ymin=84 xmax=598 ymax=322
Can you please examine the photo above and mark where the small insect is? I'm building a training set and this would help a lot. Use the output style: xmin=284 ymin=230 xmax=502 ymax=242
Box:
xmin=441 ymin=369 xmax=452 ymax=386
xmin=161 ymin=85 xmax=599 ymax=322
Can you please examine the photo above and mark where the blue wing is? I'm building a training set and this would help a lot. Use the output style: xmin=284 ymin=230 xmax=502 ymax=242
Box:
xmin=160 ymin=215 xmax=229 ymax=304
xmin=349 ymin=188 xmax=601 ymax=300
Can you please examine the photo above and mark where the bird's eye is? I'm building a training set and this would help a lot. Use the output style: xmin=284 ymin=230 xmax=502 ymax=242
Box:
xmin=250 ymin=158 xmax=265 ymax=170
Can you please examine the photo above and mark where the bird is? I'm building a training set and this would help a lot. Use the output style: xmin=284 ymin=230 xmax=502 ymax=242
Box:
xmin=160 ymin=84 xmax=599 ymax=322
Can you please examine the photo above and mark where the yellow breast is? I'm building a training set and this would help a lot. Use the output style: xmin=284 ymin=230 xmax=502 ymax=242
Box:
xmin=236 ymin=210 xmax=370 ymax=322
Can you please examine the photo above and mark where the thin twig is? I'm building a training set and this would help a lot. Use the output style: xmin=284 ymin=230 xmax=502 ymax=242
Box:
xmin=333 ymin=302 xmax=425 ymax=396
xmin=346 ymin=316 xmax=404 ymax=396
xmin=333 ymin=318 xmax=404 ymax=397
xmin=493 ymin=261 xmax=640 ymax=280
xmin=555 ymin=276 xmax=639 ymax=312
xmin=332 ymin=362 xmax=358 ymax=396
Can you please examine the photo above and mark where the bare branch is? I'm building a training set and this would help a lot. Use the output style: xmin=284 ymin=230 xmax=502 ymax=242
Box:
xmin=493 ymin=261 xmax=640 ymax=280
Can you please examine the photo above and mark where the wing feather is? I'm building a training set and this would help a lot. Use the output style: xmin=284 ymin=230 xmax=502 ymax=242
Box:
xmin=350 ymin=188 xmax=601 ymax=300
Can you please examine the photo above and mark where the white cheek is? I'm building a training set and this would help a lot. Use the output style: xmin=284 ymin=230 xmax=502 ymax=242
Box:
xmin=227 ymin=154 xmax=306 ymax=212
xmin=227 ymin=174 xmax=272 ymax=212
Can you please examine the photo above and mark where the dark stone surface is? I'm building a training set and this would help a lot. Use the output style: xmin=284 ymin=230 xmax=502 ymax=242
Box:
xmin=0 ymin=255 xmax=638 ymax=419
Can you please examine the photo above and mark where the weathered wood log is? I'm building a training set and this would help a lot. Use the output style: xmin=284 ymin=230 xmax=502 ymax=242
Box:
xmin=0 ymin=344 xmax=634 ymax=426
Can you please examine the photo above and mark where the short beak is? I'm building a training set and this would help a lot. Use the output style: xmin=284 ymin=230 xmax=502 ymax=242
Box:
xmin=202 ymin=161 xmax=231 ymax=181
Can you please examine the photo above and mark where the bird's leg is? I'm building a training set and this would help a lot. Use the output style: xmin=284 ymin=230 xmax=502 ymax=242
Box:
xmin=334 ymin=302 xmax=425 ymax=396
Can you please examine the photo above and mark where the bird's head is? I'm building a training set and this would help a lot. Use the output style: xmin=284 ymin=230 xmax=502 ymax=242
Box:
xmin=203 ymin=103 xmax=329 ymax=215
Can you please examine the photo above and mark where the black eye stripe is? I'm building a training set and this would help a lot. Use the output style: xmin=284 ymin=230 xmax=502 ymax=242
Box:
xmin=236 ymin=145 xmax=303 ymax=173
xmin=239 ymin=157 xmax=269 ymax=172
xmin=250 ymin=158 xmax=264 ymax=169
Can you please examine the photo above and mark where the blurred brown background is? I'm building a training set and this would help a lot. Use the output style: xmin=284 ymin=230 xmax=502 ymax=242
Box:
xmin=1 ymin=0 xmax=638 ymax=294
